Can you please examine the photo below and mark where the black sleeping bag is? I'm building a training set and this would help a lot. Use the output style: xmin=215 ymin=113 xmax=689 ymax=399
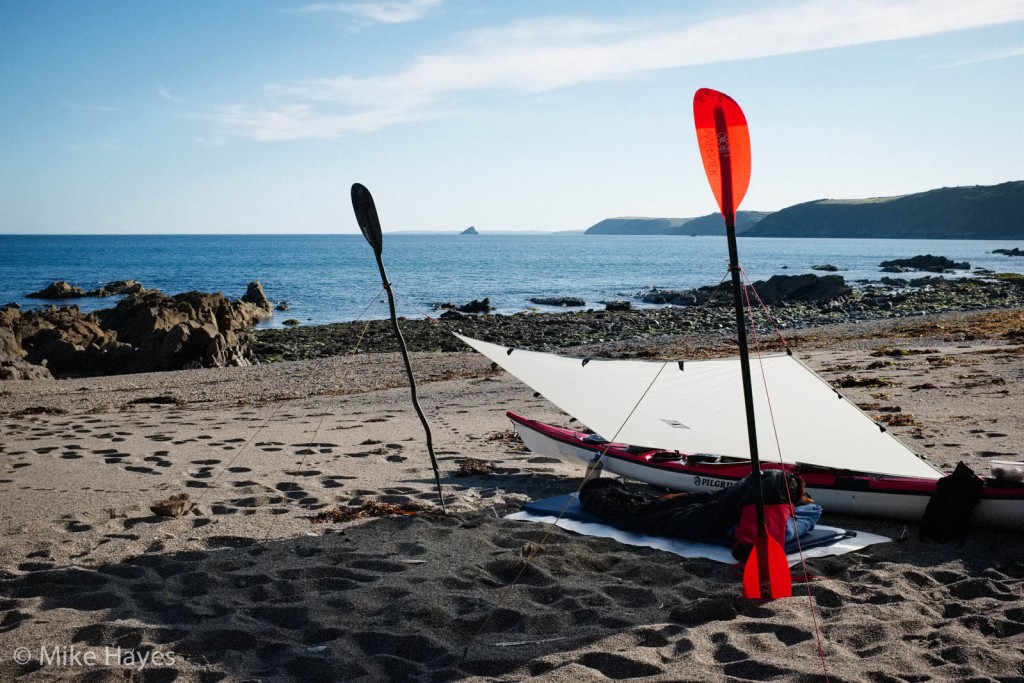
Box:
xmin=578 ymin=470 xmax=794 ymax=542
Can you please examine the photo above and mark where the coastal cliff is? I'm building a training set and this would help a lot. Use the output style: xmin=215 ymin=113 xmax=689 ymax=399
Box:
xmin=585 ymin=181 xmax=1023 ymax=239
xmin=585 ymin=211 xmax=769 ymax=235
xmin=747 ymin=181 xmax=1024 ymax=239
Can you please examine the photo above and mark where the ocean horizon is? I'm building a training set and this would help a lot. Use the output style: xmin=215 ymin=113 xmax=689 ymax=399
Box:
xmin=3 ymin=233 xmax=1023 ymax=329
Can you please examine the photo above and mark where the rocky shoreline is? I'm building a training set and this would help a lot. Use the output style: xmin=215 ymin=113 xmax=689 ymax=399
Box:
xmin=253 ymin=274 xmax=1024 ymax=361
xmin=1 ymin=281 xmax=274 ymax=380
xmin=4 ymin=272 xmax=1022 ymax=378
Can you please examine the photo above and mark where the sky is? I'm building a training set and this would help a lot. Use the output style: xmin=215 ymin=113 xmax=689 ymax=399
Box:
xmin=1 ymin=0 xmax=1023 ymax=234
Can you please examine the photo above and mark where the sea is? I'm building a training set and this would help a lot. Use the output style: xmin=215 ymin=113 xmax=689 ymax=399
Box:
xmin=2 ymin=234 xmax=1022 ymax=329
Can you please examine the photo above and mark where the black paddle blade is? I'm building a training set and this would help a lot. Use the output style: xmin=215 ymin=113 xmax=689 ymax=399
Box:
xmin=351 ymin=183 xmax=383 ymax=256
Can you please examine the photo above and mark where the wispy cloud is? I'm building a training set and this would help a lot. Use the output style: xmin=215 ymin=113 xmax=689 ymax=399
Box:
xmin=942 ymin=43 xmax=1024 ymax=66
xmin=192 ymin=136 xmax=228 ymax=147
xmin=158 ymin=86 xmax=187 ymax=103
xmin=290 ymin=0 xmax=441 ymax=27
xmin=208 ymin=0 xmax=1024 ymax=141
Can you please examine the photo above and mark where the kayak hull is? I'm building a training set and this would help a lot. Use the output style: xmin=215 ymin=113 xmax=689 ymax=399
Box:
xmin=508 ymin=411 xmax=1024 ymax=531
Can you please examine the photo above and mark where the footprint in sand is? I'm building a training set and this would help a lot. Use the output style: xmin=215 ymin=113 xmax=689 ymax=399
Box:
xmin=282 ymin=469 xmax=321 ymax=478
xmin=320 ymin=475 xmax=355 ymax=489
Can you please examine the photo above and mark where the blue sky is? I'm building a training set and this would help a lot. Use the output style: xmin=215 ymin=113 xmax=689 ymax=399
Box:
xmin=2 ymin=0 xmax=1022 ymax=233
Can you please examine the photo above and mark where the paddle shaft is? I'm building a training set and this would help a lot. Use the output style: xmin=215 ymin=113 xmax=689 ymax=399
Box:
xmin=351 ymin=183 xmax=446 ymax=513
xmin=371 ymin=252 xmax=447 ymax=513
xmin=712 ymin=107 xmax=768 ymax=537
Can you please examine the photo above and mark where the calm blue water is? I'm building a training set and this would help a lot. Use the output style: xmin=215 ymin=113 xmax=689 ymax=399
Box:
xmin=1 ymin=234 xmax=1022 ymax=329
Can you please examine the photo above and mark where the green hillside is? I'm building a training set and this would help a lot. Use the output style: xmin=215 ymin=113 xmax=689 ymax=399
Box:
xmin=585 ymin=211 xmax=769 ymax=235
xmin=745 ymin=181 xmax=1024 ymax=239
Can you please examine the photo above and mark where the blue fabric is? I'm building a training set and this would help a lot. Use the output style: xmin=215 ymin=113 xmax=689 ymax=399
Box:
xmin=789 ymin=503 xmax=823 ymax=541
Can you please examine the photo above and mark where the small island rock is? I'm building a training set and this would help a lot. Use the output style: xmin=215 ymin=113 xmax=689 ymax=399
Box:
xmin=241 ymin=280 xmax=274 ymax=313
xmin=879 ymin=255 xmax=970 ymax=273
xmin=86 ymin=280 xmax=146 ymax=297
xmin=529 ymin=296 xmax=586 ymax=307
xmin=26 ymin=281 xmax=87 ymax=299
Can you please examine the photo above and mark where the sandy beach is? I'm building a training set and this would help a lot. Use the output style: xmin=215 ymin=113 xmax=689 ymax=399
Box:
xmin=1 ymin=310 xmax=1023 ymax=682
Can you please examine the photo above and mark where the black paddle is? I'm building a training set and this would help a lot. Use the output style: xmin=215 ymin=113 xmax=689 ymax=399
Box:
xmin=350 ymin=183 xmax=446 ymax=513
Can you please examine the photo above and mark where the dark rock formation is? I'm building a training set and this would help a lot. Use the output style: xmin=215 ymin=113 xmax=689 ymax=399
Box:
xmin=604 ymin=301 xmax=633 ymax=312
xmin=748 ymin=274 xmax=852 ymax=305
xmin=26 ymin=281 xmax=87 ymax=299
xmin=640 ymin=274 xmax=851 ymax=308
xmin=0 ymin=358 xmax=53 ymax=380
xmin=994 ymin=248 xmax=1024 ymax=257
xmin=96 ymin=290 xmax=270 ymax=370
xmin=16 ymin=307 xmax=122 ymax=375
xmin=86 ymin=280 xmax=146 ymax=297
xmin=811 ymin=264 xmax=840 ymax=272
xmin=879 ymin=255 xmax=970 ymax=273
xmin=241 ymin=281 xmax=273 ymax=313
xmin=529 ymin=297 xmax=586 ymax=307
xmin=640 ymin=288 xmax=702 ymax=306
xmin=1 ymin=285 xmax=272 ymax=379
xmin=436 ymin=298 xmax=493 ymax=315
xmin=461 ymin=226 xmax=479 ymax=235
xmin=26 ymin=279 xmax=147 ymax=299
xmin=457 ymin=298 xmax=492 ymax=314
xmin=0 ymin=324 xmax=22 ymax=359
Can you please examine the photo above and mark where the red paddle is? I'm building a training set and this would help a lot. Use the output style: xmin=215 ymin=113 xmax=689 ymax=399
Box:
xmin=693 ymin=88 xmax=791 ymax=599
xmin=693 ymin=88 xmax=751 ymax=225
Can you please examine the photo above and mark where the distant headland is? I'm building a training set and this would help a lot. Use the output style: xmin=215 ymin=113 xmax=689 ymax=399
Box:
xmin=584 ymin=181 xmax=1024 ymax=239
xmin=585 ymin=212 xmax=769 ymax=236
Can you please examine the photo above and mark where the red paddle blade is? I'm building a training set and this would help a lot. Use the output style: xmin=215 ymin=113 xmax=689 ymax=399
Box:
xmin=693 ymin=88 xmax=751 ymax=225
xmin=742 ymin=536 xmax=792 ymax=599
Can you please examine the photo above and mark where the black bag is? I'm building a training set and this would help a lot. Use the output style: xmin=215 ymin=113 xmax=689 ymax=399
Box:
xmin=920 ymin=462 xmax=984 ymax=544
xmin=579 ymin=470 xmax=796 ymax=543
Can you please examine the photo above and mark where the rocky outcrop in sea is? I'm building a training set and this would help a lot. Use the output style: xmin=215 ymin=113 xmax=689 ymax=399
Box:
xmin=640 ymin=274 xmax=852 ymax=307
xmin=879 ymin=254 xmax=970 ymax=273
xmin=1 ymin=282 xmax=273 ymax=379
xmin=26 ymin=279 xmax=146 ymax=299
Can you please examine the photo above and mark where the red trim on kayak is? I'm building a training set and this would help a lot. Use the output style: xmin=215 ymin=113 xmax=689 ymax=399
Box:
xmin=506 ymin=411 xmax=1024 ymax=501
